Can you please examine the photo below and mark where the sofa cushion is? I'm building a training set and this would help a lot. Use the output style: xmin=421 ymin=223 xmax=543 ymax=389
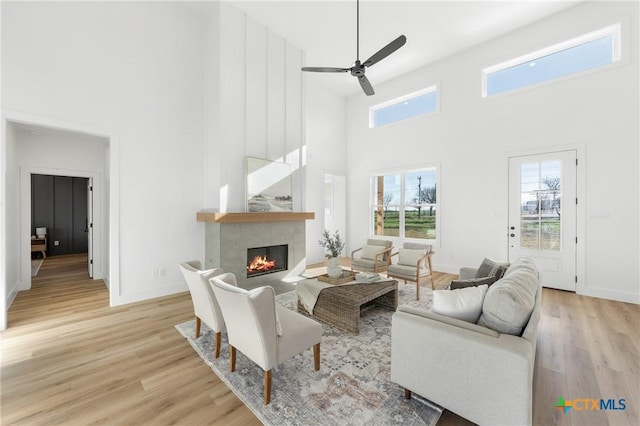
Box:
xmin=504 ymin=257 xmax=539 ymax=278
xmin=433 ymin=285 xmax=488 ymax=323
xmin=398 ymin=248 xmax=426 ymax=267
xmin=477 ymin=269 xmax=538 ymax=335
xmin=449 ymin=275 xmax=497 ymax=290
xmin=352 ymin=257 xmax=386 ymax=271
xmin=388 ymin=263 xmax=429 ymax=279
xmin=360 ymin=244 xmax=380 ymax=260
xmin=475 ymin=258 xmax=509 ymax=280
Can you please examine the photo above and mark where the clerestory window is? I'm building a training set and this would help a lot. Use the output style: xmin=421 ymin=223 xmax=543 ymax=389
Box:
xmin=483 ymin=23 xmax=621 ymax=97
xmin=369 ymin=85 xmax=438 ymax=128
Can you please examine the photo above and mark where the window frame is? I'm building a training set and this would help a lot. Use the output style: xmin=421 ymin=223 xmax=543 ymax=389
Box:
xmin=482 ymin=23 xmax=622 ymax=98
xmin=369 ymin=85 xmax=439 ymax=128
xmin=369 ymin=164 xmax=440 ymax=245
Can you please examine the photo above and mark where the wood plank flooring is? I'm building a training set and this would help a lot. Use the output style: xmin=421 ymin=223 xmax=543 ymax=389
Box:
xmin=2 ymin=254 xmax=638 ymax=425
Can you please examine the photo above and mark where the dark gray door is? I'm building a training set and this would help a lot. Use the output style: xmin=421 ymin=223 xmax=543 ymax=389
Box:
xmin=31 ymin=174 xmax=89 ymax=256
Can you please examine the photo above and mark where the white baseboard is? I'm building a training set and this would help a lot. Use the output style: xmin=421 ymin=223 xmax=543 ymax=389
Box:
xmin=7 ymin=281 xmax=20 ymax=308
xmin=432 ymin=263 xmax=459 ymax=275
xmin=578 ymin=287 xmax=639 ymax=305
xmin=110 ymin=283 xmax=187 ymax=307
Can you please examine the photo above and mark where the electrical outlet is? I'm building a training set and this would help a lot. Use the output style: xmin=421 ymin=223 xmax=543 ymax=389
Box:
xmin=54 ymin=241 xmax=60 ymax=246
xmin=159 ymin=268 xmax=166 ymax=277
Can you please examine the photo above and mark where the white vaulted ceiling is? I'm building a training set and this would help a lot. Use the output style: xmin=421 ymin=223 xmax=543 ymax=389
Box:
xmin=223 ymin=0 xmax=582 ymax=97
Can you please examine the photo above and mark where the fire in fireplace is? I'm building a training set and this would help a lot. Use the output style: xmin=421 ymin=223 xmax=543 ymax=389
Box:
xmin=246 ymin=244 xmax=288 ymax=277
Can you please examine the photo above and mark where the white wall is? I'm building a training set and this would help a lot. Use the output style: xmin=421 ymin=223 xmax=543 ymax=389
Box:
xmin=304 ymin=82 xmax=348 ymax=264
xmin=2 ymin=1 xmax=206 ymax=305
xmin=205 ymin=3 xmax=349 ymax=266
xmin=2 ymin=122 xmax=20 ymax=329
xmin=346 ymin=1 xmax=639 ymax=303
xmin=1 ymin=1 xmax=348 ymax=318
xmin=211 ymin=3 xmax=305 ymax=212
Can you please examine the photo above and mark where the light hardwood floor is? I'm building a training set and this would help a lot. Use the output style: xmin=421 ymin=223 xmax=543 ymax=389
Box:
xmin=2 ymin=254 xmax=638 ymax=425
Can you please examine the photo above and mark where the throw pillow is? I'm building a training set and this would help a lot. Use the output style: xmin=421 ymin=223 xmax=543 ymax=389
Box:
xmin=432 ymin=285 xmax=489 ymax=323
xmin=449 ymin=275 xmax=497 ymax=290
xmin=398 ymin=248 xmax=427 ymax=267
xmin=474 ymin=258 xmax=509 ymax=280
xmin=477 ymin=269 xmax=538 ymax=335
xmin=360 ymin=244 xmax=380 ymax=260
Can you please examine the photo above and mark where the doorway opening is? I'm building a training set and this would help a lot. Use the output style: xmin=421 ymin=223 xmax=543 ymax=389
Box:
xmin=30 ymin=174 xmax=93 ymax=278
xmin=1 ymin=116 xmax=116 ymax=331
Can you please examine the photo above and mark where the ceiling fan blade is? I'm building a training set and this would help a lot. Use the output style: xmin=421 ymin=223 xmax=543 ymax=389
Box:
xmin=301 ymin=67 xmax=350 ymax=73
xmin=358 ymin=75 xmax=375 ymax=96
xmin=362 ymin=35 xmax=407 ymax=68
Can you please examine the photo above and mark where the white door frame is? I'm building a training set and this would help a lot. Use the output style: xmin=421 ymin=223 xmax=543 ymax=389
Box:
xmin=1 ymin=110 xmax=121 ymax=330
xmin=20 ymin=168 xmax=102 ymax=289
xmin=506 ymin=144 xmax=586 ymax=294
xmin=87 ymin=178 xmax=94 ymax=278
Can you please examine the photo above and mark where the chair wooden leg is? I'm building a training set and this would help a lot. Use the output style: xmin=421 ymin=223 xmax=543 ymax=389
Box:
xmin=264 ymin=370 xmax=272 ymax=405
xmin=313 ymin=343 xmax=320 ymax=371
xmin=416 ymin=280 xmax=420 ymax=301
xmin=405 ymin=388 xmax=412 ymax=399
xmin=214 ymin=332 xmax=221 ymax=359
xmin=195 ymin=317 xmax=201 ymax=338
xmin=229 ymin=345 xmax=236 ymax=372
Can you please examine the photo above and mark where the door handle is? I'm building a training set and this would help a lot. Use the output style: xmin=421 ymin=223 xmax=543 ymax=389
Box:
xmin=510 ymin=226 xmax=515 ymax=230
xmin=510 ymin=233 xmax=515 ymax=237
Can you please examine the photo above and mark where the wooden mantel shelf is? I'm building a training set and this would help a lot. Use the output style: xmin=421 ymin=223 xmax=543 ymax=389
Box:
xmin=196 ymin=211 xmax=315 ymax=223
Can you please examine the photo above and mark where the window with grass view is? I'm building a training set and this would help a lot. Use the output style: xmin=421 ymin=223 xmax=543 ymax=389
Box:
xmin=371 ymin=168 xmax=438 ymax=241
xmin=483 ymin=23 xmax=620 ymax=97
xmin=520 ymin=160 xmax=562 ymax=251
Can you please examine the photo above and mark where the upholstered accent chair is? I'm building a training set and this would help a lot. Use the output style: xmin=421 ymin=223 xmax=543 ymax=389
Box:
xmin=386 ymin=243 xmax=434 ymax=300
xmin=210 ymin=274 xmax=322 ymax=405
xmin=350 ymin=239 xmax=394 ymax=274
xmin=178 ymin=261 xmax=226 ymax=358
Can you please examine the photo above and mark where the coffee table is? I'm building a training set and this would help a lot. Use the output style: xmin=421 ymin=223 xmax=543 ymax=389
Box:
xmin=297 ymin=279 xmax=398 ymax=334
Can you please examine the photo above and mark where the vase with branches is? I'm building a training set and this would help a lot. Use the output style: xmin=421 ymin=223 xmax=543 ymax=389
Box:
xmin=318 ymin=229 xmax=345 ymax=278
xmin=318 ymin=229 xmax=345 ymax=258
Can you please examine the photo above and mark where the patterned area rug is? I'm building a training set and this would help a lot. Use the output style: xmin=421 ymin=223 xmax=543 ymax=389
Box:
xmin=175 ymin=282 xmax=442 ymax=426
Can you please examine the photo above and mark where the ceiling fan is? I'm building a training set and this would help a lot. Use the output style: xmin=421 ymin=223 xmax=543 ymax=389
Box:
xmin=301 ymin=0 xmax=406 ymax=96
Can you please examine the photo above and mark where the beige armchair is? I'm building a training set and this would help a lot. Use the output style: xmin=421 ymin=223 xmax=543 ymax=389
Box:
xmin=178 ymin=261 xmax=226 ymax=358
xmin=386 ymin=243 xmax=434 ymax=300
xmin=210 ymin=274 xmax=322 ymax=405
xmin=350 ymin=239 xmax=393 ymax=273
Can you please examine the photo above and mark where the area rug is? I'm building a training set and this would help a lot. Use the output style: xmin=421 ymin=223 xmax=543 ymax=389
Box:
xmin=31 ymin=259 xmax=43 ymax=276
xmin=175 ymin=282 xmax=442 ymax=426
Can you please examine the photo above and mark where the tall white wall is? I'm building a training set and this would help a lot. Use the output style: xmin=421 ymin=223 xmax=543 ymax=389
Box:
xmin=346 ymin=1 xmax=639 ymax=303
xmin=1 ymin=1 xmax=347 ymax=316
xmin=2 ymin=122 xmax=20 ymax=328
xmin=206 ymin=3 xmax=349 ymax=266
xmin=212 ymin=3 xmax=305 ymax=213
xmin=304 ymin=82 xmax=348 ymax=264
xmin=2 ymin=1 xmax=206 ymax=305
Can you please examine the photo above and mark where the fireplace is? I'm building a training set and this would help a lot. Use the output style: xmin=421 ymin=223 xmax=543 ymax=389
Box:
xmin=247 ymin=244 xmax=288 ymax=278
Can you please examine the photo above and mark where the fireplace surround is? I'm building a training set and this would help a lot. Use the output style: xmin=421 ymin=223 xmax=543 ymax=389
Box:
xmin=197 ymin=211 xmax=314 ymax=289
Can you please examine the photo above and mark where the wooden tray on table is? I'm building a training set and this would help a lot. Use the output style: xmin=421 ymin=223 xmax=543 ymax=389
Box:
xmin=317 ymin=271 xmax=356 ymax=285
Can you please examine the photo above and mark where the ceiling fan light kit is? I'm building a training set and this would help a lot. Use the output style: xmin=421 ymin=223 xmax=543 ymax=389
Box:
xmin=301 ymin=0 xmax=406 ymax=96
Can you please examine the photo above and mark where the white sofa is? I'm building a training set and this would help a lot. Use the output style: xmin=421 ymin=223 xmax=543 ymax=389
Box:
xmin=391 ymin=259 xmax=542 ymax=426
